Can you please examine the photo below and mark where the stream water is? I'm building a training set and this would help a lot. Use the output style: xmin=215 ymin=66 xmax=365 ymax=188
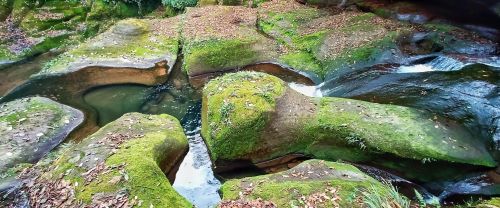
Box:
xmin=174 ymin=103 xmax=222 ymax=208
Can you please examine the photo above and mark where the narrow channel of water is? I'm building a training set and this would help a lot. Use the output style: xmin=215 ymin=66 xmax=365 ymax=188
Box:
xmin=174 ymin=103 xmax=222 ymax=208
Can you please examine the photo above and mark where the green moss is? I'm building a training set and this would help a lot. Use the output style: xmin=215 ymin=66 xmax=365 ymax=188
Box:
xmin=323 ymin=31 xmax=399 ymax=71
xmin=0 ymin=45 xmax=14 ymax=60
xmin=0 ymin=163 xmax=32 ymax=179
xmin=202 ymin=73 xmax=495 ymax=168
xmin=477 ymin=198 xmax=500 ymax=207
xmin=279 ymin=52 xmax=323 ymax=75
xmin=19 ymin=0 xmax=87 ymax=34
xmin=44 ymin=113 xmax=190 ymax=207
xmin=0 ymin=0 xmax=13 ymax=20
xmin=162 ymin=0 xmax=198 ymax=10
xmin=183 ymin=38 xmax=261 ymax=75
xmin=221 ymin=160 xmax=393 ymax=207
xmin=304 ymin=97 xmax=496 ymax=167
xmin=202 ymin=72 xmax=286 ymax=160
xmin=39 ymin=18 xmax=179 ymax=74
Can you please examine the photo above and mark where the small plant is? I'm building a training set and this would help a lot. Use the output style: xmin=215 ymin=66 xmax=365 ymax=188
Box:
xmin=360 ymin=182 xmax=411 ymax=208
xmin=220 ymin=101 xmax=235 ymax=124
xmin=346 ymin=133 xmax=367 ymax=150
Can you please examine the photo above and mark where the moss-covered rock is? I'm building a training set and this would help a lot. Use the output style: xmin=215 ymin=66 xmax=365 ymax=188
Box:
xmin=87 ymin=0 xmax=146 ymax=21
xmin=181 ymin=6 xmax=278 ymax=77
xmin=220 ymin=159 xmax=399 ymax=207
xmin=18 ymin=113 xmax=190 ymax=207
xmin=37 ymin=18 xmax=180 ymax=76
xmin=202 ymin=72 xmax=496 ymax=172
xmin=201 ymin=71 xmax=286 ymax=160
xmin=0 ymin=0 xmax=157 ymax=66
xmin=0 ymin=97 xmax=83 ymax=179
xmin=477 ymin=197 xmax=500 ymax=208
xmin=257 ymin=0 xmax=406 ymax=79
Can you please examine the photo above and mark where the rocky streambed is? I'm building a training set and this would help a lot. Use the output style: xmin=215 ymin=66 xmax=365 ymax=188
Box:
xmin=0 ymin=0 xmax=499 ymax=207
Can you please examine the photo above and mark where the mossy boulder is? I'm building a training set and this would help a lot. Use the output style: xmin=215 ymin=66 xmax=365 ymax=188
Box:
xmin=257 ymin=0 xmax=406 ymax=79
xmin=0 ymin=0 xmax=155 ymax=66
xmin=0 ymin=96 xmax=83 ymax=179
xmin=18 ymin=113 xmax=190 ymax=207
xmin=299 ymin=0 xmax=357 ymax=7
xmin=181 ymin=6 xmax=278 ymax=77
xmin=0 ymin=0 xmax=90 ymax=64
xmin=478 ymin=197 xmax=500 ymax=208
xmin=37 ymin=18 xmax=180 ymax=76
xmin=202 ymin=72 xmax=496 ymax=173
xmin=220 ymin=159 xmax=398 ymax=207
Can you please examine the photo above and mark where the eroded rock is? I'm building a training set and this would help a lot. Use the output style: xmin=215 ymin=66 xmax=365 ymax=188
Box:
xmin=0 ymin=96 xmax=83 ymax=182
xmin=10 ymin=113 xmax=190 ymax=207
xmin=202 ymin=72 xmax=496 ymax=178
xmin=37 ymin=18 xmax=180 ymax=76
xmin=0 ymin=0 xmax=152 ymax=65
xmin=182 ymin=6 xmax=278 ymax=78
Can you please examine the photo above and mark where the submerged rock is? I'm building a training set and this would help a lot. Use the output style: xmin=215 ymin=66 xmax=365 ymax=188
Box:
xmin=0 ymin=96 xmax=83 ymax=178
xmin=10 ymin=113 xmax=190 ymax=207
xmin=220 ymin=159 xmax=403 ymax=207
xmin=202 ymin=72 xmax=496 ymax=177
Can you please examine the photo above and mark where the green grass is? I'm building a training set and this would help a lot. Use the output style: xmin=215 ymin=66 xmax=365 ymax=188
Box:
xmin=360 ymin=182 xmax=411 ymax=208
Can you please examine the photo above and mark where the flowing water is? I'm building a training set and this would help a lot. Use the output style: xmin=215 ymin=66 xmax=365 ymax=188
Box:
xmin=173 ymin=103 xmax=222 ymax=208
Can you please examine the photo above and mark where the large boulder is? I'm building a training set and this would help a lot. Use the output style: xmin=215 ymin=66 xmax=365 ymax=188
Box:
xmin=37 ymin=18 xmax=180 ymax=77
xmin=202 ymin=72 xmax=496 ymax=177
xmin=11 ymin=113 xmax=190 ymax=207
xmin=258 ymin=0 xmax=406 ymax=79
xmin=0 ymin=97 xmax=83 ymax=183
xmin=320 ymin=63 xmax=500 ymax=153
xmin=181 ymin=6 xmax=278 ymax=79
xmin=0 ymin=0 xmax=153 ymax=66
xmin=0 ymin=0 xmax=90 ymax=65
xmin=220 ymin=159 xmax=406 ymax=207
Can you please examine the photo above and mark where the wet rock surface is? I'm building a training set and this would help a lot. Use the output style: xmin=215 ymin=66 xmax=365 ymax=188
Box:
xmin=0 ymin=96 xmax=83 ymax=179
xmin=321 ymin=63 xmax=500 ymax=153
xmin=6 ymin=113 xmax=190 ymax=207
xmin=202 ymin=72 xmax=496 ymax=181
